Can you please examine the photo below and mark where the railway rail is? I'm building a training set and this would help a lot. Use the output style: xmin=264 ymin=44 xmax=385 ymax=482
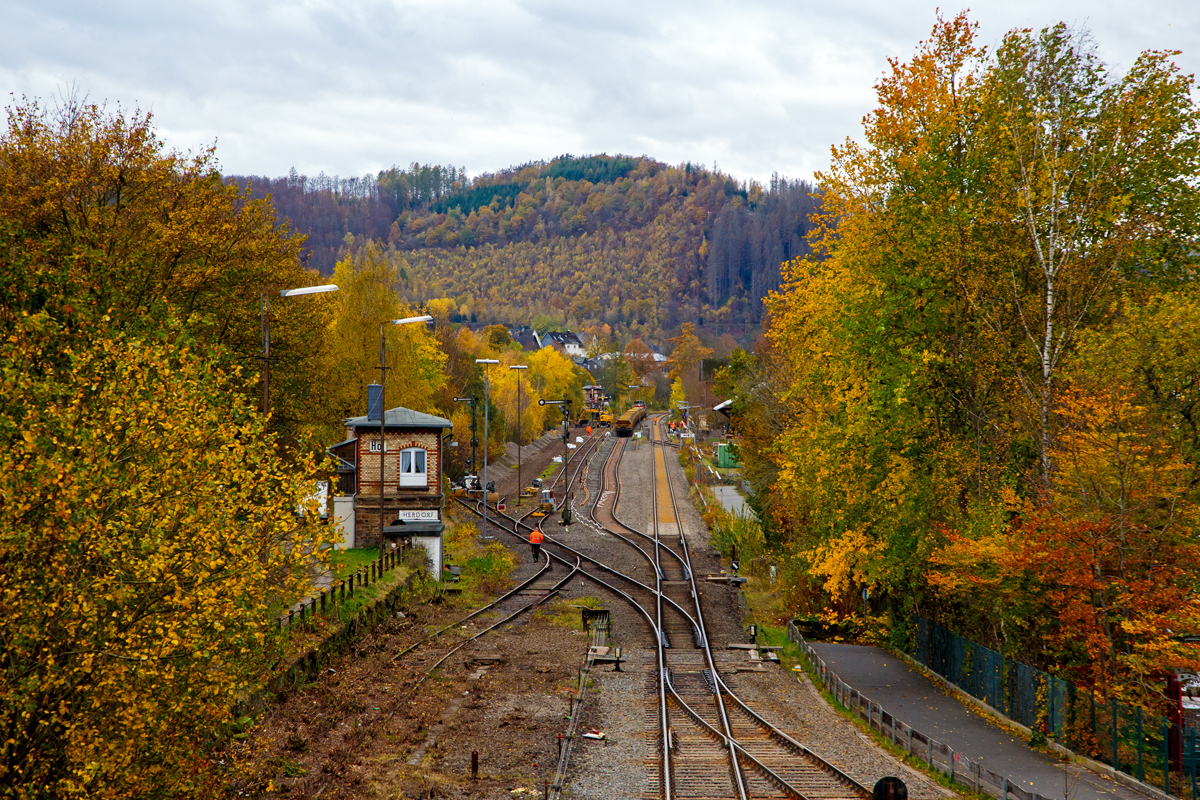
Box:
xmin=454 ymin=418 xmax=871 ymax=800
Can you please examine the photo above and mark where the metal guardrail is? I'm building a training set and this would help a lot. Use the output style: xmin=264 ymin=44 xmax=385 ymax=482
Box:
xmin=788 ymin=621 xmax=1057 ymax=800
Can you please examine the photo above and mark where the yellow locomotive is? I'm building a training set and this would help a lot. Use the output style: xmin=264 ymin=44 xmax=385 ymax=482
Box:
xmin=614 ymin=406 xmax=647 ymax=437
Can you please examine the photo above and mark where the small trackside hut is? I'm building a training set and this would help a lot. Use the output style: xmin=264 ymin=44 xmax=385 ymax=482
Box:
xmin=327 ymin=384 xmax=452 ymax=576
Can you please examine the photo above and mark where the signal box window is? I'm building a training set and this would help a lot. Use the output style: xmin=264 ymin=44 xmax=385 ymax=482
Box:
xmin=399 ymin=447 xmax=427 ymax=487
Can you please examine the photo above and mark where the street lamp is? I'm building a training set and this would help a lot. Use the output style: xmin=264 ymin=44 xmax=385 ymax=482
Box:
xmin=378 ymin=315 xmax=434 ymax=559
xmin=617 ymin=381 xmax=643 ymax=409
xmin=475 ymin=358 xmax=499 ymax=535
xmin=261 ymin=283 xmax=339 ymax=413
xmin=509 ymin=365 xmax=528 ymax=504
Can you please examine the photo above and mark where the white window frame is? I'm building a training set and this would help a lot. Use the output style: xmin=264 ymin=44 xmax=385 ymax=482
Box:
xmin=398 ymin=447 xmax=428 ymax=487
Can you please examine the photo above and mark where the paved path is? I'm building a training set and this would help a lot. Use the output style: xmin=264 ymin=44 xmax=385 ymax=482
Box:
xmin=711 ymin=485 xmax=748 ymax=515
xmin=809 ymin=642 xmax=1153 ymax=800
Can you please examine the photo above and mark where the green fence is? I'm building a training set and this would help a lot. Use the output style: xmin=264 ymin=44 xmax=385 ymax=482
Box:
xmin=912 ymin=617 xmax=1200 ymax=798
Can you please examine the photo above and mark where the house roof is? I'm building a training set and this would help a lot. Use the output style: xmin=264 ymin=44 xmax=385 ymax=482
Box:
xmin=384 ymin=522 xmax=446 ymax=536
xmin=327 ymin=438 xmax=358 ymax=470
xmin=344 ymin=406 xmax=453 ymax=430
xmin=543 ymin=331 xmax=583 ymax=347
xmin=515 ymin=333 xmax=541 ymax=351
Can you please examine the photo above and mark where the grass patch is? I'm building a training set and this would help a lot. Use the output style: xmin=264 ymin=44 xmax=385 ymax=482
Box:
xmin=327 ymin=547 xmax=381 ymax=579
xmin=536 ymin=595 xmax=604 ymax=629
xmin=443 ymin=518 xmax=517 ymax=602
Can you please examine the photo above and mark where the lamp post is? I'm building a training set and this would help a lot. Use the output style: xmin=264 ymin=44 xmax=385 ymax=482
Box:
xmin=378 ymin=315 xmax=433 ymax=560
xmin=509 ymin=365 xmax=528 ymax=504
xmin=476 ymin=359 xmax=499 ymax=536
xmin=261 ymin=283 xmax=339 ymax=414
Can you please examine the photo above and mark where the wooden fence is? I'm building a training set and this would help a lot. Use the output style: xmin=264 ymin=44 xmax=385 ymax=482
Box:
xmin=276 ymin=547 xmax=406 ymax=631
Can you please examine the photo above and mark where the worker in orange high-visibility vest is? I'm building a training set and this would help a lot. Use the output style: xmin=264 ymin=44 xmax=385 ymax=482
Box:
xmin=529 ymin=528 xmax=544 ymax=560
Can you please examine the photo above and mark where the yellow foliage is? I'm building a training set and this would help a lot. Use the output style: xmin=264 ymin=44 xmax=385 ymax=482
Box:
xmin=325 ymin=240 xmax=447 ymax=422
xmin=809 ymin=526 xmax=887 ymax=601
xmin=0 ymin=324 xmax=336 ymax=797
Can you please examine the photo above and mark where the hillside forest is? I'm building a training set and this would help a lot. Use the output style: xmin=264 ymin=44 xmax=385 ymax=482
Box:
xmin=717 ymin=15 xmax=1200 ymax=709
xmin=227 ymin=156 xmax=818 ymax=346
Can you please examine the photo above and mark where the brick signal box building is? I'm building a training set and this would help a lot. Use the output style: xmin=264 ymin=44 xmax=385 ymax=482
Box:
xmin=328 ymin=384 xmax=452 ymax=576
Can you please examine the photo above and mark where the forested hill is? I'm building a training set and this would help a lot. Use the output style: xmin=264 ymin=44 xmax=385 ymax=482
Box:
xmin=226 ymin=156 xmax=818 ymax=341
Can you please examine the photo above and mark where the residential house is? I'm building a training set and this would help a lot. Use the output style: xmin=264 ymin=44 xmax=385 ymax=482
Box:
xmin=541 ymin=331 xmax=586 ymax=359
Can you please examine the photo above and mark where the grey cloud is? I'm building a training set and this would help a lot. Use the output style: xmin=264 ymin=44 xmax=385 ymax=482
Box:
xmin=2 ymin=0 xmax=1197 ymax=182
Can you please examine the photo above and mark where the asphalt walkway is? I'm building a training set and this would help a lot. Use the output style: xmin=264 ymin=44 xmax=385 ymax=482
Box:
xmin=711 ymin=485 xmax=748 ymax=515
xmin=808 ymin=642 xmax=1154 ymax=800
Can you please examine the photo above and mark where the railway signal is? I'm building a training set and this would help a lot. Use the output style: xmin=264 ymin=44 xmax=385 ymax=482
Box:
xmin=453 ymin=396 xmax=479 ymax=474
xmin=539 ymin=395 xmax=574 ymax=521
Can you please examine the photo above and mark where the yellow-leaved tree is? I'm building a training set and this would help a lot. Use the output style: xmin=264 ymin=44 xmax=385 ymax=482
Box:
xmin=324 ymin=239 xmax=447 ymax=426
xmin=0 ymin=97 xmax=332 ymax=450
xmin=0 ymin=251 xmax=335 ymax=797
xmin=0 ymin=98 xmax=338 ymax=797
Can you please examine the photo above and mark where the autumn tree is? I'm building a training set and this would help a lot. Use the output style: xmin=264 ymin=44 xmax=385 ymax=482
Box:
xmin=971 ymin=26 xmax=1200 ymax=492
xmin=624 ymin=337 xmax=657 ymax=381
xmin=324 ymin=239 xmax=446 ymax=426
xmin=0 ymin=97 xmax=331 ymax=448
xmin=0 ymin=98 xmax=346 ymax=796
xmin=0 ymin=227 xmax=335 ymax=797
xmin=668 ymin=323 xmax=713 ymax=407
xmin=749 ymin=13 xmax=1200 ymax=690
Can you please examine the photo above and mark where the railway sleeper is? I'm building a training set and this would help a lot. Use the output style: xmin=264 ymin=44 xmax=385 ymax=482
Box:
xmin=720 ymin=688 xmax=871 ymax=797
xmin=666 ymin=692 xmax=805 ymax=799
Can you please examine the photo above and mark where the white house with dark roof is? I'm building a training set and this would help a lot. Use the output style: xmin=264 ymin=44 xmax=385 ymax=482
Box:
xmin=327 ymin=384 xmax=452 ymax=577
xmin=541 ymin=331 xmax=585 ymax=358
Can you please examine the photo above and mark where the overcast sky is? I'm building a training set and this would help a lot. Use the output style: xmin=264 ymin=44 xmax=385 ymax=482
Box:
xmin=2 ymin=1 xmax=1197 ymax=185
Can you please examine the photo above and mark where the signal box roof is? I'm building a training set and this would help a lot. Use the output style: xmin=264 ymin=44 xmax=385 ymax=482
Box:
xmin=344 ymin=406 xmax=452 ymax=430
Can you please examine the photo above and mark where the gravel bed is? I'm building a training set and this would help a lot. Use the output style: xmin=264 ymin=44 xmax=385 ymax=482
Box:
xmin=568 ymin=661 xmax=656 ymax=800
xmin=727 ymin=668 xmax=949 ymax=799
xmin=561 ymin=424 xmax=944 ymax=799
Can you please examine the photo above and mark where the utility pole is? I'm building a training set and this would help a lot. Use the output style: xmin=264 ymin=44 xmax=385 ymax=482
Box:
xmin=560 ymin=394 xmax=572 ymax=524
xmin=476 ymin=360 xmax=499 ymax=536
xmin=510 ymin=365 xmax=528 ymax=504
xmin=378 ymin=315 xmax=433 ymax=559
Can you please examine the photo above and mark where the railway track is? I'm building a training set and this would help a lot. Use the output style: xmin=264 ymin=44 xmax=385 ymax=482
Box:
xmin=455 ymin=418 xmax=872 ymax=800
xmin=383 ymin=431 xmax=606 ymax=687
